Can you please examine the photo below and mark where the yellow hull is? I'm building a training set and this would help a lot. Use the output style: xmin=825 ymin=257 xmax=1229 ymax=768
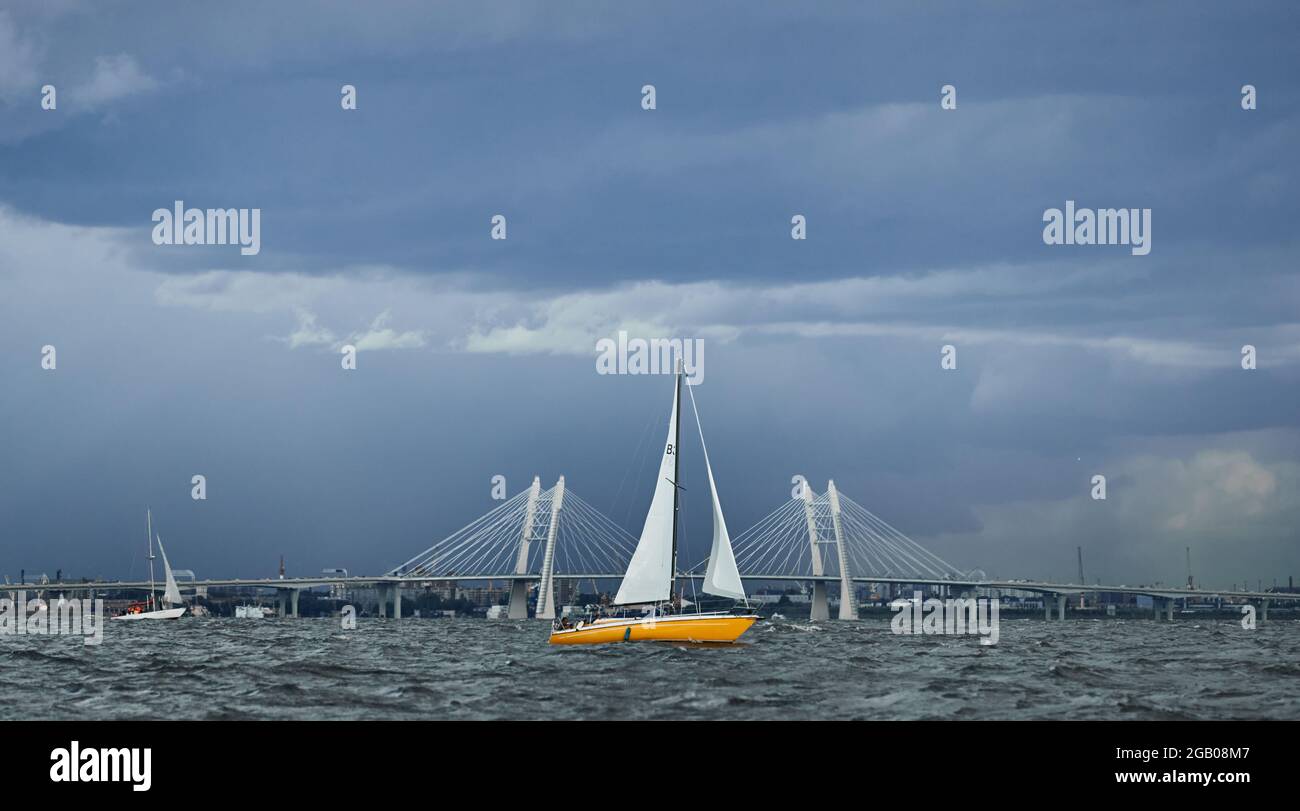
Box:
xmin=548 ymin=613 xmax=758 ymax=645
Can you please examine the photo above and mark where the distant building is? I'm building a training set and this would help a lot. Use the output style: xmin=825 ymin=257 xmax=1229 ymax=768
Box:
xmin=455 ymin=585 xmax=509 ymax=608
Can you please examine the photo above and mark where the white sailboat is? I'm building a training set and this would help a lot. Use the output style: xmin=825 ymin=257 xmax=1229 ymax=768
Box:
xmin=549 ymin=366 xmax=757 ymax=644
xmin=113 ymin=509 xmax=187 ymax=621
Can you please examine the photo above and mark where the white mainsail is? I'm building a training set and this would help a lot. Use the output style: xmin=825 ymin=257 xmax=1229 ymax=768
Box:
xmin=156 ymin=535 xmax=183 ymax=606
xmin=688 ymin=384 xmax=746 ymax=600
xmin=614 ymin=374 xmax=680 ymax=605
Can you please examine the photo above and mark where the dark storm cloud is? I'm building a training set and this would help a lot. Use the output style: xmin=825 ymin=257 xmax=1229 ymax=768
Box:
xmin=1 ymin=1 xmax=1296 ymax=286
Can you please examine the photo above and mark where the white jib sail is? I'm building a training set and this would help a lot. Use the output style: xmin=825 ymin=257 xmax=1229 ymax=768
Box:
xmin=614 ymin=376 xmax=679 ymax=606
xmin=156 ymin=536 xmax=183 ymax=606
xmin=688 ymin=384 xmax=746 ymax=600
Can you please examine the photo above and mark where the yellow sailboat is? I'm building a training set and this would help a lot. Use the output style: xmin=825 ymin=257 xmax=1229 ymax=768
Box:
xmin=549 ymin=367 xmax=758 ymax=645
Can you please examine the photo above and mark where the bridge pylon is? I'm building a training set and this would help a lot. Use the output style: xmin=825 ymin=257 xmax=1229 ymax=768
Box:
xmin=508 ymin=476 xmax=542 ymax=619
xmin=826 ymin=480 xmax=858 ymax=620
xmin=534 ymin=476 xmax=565 ymax=620
xmin=801 ymin=485 xmax=830 ymax=621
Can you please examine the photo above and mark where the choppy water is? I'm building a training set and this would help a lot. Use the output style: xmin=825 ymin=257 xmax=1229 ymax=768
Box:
xmin=3 ymin=617 xmax=1298 ymax=720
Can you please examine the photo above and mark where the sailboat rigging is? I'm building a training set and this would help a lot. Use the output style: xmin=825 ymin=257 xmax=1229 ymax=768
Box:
xmin=548 ymin=367 xmax=757 ymax=645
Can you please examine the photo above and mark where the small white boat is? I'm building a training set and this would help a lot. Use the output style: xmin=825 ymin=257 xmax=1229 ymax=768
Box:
xmin=112 ymin=509 xmax=188 ymax=621
xmin=114 ymin=606 xmax=187 ymax=621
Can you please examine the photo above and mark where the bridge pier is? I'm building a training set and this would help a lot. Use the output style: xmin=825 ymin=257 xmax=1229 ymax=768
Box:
xmin=392 ymin=583 xmax=402 ymax=619
xmin=375 ymin=585 xmax=387 ymax=618
xmin=810 ymin=582 xmax=829 ymax=622
xmin=508 ymin=580 xmax=530 ymax=619
xmin=276 ymin=592 xmax=286 ymax=618
xmin=1261 ymin=598 xmax=1269 ymax=623
xmin=289 ymin=588 xmax=300 ymax=618
xmin=1151 ymin=597 xmax=1175 ymax=621
xmin=1042 ymin=593 xmax=1066 ymax=620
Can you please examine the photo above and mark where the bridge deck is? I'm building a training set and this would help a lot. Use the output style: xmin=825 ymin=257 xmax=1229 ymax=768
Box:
xmin=7 ymin=574 xmax=1296 ymax=603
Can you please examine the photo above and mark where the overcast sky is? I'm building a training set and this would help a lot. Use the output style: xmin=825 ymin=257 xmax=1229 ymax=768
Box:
xmin=0 ymin=1 xmax=1297 ymax=591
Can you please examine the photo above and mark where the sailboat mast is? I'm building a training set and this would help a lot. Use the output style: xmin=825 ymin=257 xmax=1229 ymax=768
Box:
xmin=670 ymin=367 xmax=682 ymax=606
xmin=146 ymin=508 xmax=156 ymax=611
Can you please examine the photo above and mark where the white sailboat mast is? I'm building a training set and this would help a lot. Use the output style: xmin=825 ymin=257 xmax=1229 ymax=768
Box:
xmin=670 ymin=366 xmax=682 ymax=604
xmin=146 ymin=508 xmax=156 ymax=611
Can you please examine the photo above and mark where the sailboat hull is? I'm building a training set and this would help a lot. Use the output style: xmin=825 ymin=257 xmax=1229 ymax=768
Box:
xmin=112 ymin=607 xmax=187 ymax=621
xmin=548 ymin=612 xmax=758 ymax=645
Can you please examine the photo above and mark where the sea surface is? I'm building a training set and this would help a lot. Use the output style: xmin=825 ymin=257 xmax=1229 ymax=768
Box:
xmin=3 ymin=617 xmax=1299 ymax=720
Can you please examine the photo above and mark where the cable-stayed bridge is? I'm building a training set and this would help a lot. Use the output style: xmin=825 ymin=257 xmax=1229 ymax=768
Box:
xmin=384 ymin=476 xmax=977 ymax=620
xmin=723 ymin=481 xmax=967 ymax=620
xmin=383 ymin=476 xmax=1294 ymax=622
xmin=14 ymin=475 xmax=1298 ymax=621
xmin=388 ymin=475 xmax=638 ymax=619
